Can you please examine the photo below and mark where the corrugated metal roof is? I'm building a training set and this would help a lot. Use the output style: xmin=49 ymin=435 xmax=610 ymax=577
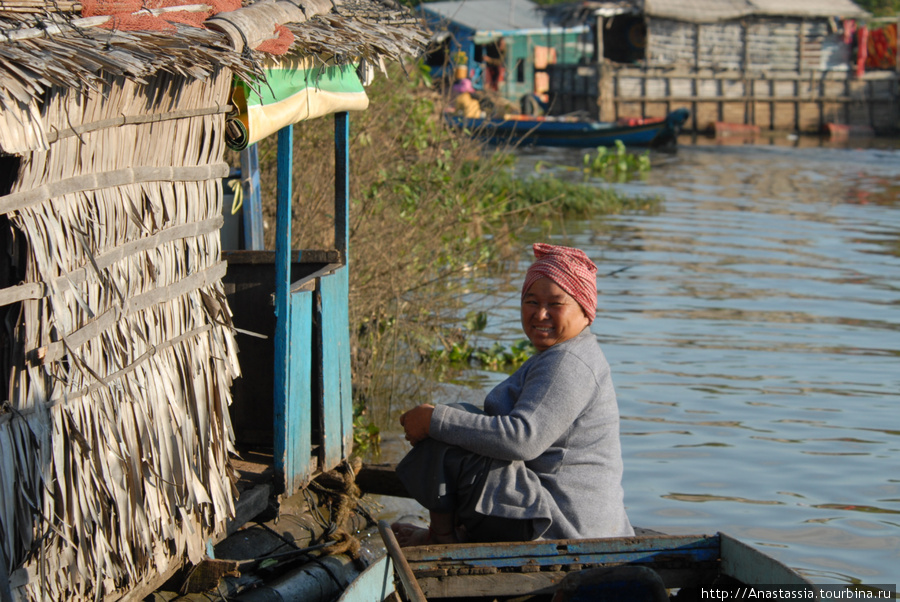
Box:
xmin=644 ymin=0 xmax=752 ymax=22
xmin=643 ymin=0 xmax=869 ymax=23
xmin=421 ymin=0 xmax=555 ymax=33
xmin=747 ymin=0 xmax=868 ymax=19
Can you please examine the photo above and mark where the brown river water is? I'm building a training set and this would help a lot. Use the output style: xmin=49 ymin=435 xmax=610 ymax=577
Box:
xmin=375 ymin=133 xmax=900 ymax=592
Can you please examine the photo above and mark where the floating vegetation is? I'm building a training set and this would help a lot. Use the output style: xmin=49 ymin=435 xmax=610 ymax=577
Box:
xmin=428 ymin=311 xmax=535 ymax=372
xmin=582 ymin=140 xmax=652 ymax=181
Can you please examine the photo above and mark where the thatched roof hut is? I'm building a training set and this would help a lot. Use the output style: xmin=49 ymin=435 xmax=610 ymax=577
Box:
xmin=534 ymin=0 xmax=891 ymax=130
xmin=640 ymin=0 xmax=870 ymax=71
xmin=547 ymin=0 xmax=870 ymax=70
xmin=0 ymin=1 xmax=426 ymax=600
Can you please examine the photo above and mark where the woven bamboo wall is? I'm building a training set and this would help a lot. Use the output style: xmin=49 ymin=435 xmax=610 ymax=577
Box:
xmin=0 ymin=69 xmax=240 ymax=601
xmin=647 ymin=16 xmax=851 ymax=72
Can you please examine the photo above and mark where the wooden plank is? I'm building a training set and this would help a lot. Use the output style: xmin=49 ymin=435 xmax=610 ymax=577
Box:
xmin=334 ymin=111 xmax=349 ymax=255
xmin=226 ymin=484 xmax=272 ymax=537
xmin=614 ymin=67 xmax=896 ymax=82
xmin=336 ymin=268 xmax=353 ymax=458
xmin=418 ymin=571 xmax=563 ymax=599
xmin=403 ymin=534 xmax=720 ymax=569
xmin=409 ymin=533 xmax=723 ymax=599
xmin=417 ymin=564 xmax=719 ymax=598
xmin=274 ymin=124 xmax=301 ymax=495
xmin=411 ymin=546 xmax=720 ymax=574
xmin=377 ymin=521 xmax=427 ymax=602
xmin=286 ymin=289 xmax=314 ymax=489
xmin=357 ymin=463 xmax=410 ymax=498
xmin=317 ymin=266 xmax=353 ymax=471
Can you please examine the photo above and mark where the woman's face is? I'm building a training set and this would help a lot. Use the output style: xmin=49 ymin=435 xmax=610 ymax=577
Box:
xmin=521 ymin=277 xmax=590 ymax=351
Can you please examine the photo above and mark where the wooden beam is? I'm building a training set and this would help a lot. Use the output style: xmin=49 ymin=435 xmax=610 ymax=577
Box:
xmin=273 ymin=124 xmax=315 ymax=496
xmin=357 ymin=463 xmax=410 ymax=498
xmin=378 ymin=521 xmax=427 ymax=602
xmin=334 ymin=112 xmax=349 ymax=256
xmin=223 ymin=249 xmax=343 ymax=265
xmin=416 ymin=568 xmax=718 ymax=599
xmin=273 ymin=124 xmax=293 ymax=496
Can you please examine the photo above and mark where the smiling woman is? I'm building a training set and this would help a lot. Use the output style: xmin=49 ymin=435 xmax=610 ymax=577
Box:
xmin=521 ymin=243 xmax=598 ymax=350
xmin=391 ymin=243 xmax=633 ymax=547
xmin=521 ymin=277 xmax=590 ymax=350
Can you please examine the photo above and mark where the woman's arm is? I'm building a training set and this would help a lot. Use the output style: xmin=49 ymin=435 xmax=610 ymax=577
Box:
xmin=431 ymin=351 xmax=602 ymax=461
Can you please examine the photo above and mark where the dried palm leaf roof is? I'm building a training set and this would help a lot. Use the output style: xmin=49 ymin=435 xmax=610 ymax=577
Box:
xmin=0 ymin=0 xmax=429 ymax=123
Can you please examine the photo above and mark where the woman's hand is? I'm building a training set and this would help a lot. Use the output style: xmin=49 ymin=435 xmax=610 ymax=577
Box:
xmin=399 ymin=404 xmax=435 ymax=445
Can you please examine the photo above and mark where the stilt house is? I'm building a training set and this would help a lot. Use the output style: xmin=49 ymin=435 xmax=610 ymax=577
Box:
xmin=420 ymin=0 xmax=589 ymax=105
xmin=0 ymin=1 xmax=425 ymax=600
xmin=544 ymin=0 xmax=899 ymax=132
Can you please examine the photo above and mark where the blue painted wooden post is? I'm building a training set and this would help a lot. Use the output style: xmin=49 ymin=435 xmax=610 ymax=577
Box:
xmin=317 ymin=112 xmax=354 ymax=470
xmin=317 ymin=267 xmax=352 ymax=469
xmin=335 ymin=112 xmax=353 ymax=460
xmin=239 ymin=144 xmax=264 ymax=250
xmin=335 ymin=112 xmax=349 ymax=255
xmin=273 ymin=125 xmax=314 ymax=494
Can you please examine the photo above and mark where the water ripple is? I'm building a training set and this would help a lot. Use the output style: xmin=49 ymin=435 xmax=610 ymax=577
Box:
xmin=444 ymin=143 xmax=900 ymax=587
xmin=522 ymin=143 xmax=900 ymax=586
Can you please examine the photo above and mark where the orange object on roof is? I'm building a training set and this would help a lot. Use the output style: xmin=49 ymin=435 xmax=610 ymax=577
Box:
xmin=81 ymin=0 xmax=240 ymax=32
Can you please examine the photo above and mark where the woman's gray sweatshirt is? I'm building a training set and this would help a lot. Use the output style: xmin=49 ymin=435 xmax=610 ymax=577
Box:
xmin=430 ymin=327 xmax=634 ymax=540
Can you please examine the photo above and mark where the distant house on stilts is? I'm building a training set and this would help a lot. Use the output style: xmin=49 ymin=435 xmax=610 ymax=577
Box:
xmin=419 ymin=0 xmax=592 ymax=111
xmin=542 ymin=0 xmax=898 ymax=132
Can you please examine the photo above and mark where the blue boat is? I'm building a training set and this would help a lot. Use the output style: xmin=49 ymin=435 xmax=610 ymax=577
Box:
xmin=369 ymin=522 xmax=816 ymax=602
xmin=446 ymin=108 xmax=690 ymax=148
xmin=341 ymin=467 xmax=818 ymax=601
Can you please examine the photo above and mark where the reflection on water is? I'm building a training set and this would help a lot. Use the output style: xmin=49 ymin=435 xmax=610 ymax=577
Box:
xmin=423 ymin=140 xmax=900 ymax=588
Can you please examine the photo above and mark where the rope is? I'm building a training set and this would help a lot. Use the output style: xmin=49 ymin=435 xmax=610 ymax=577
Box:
xmin=308 ymin=457 xmax=364 ymax=560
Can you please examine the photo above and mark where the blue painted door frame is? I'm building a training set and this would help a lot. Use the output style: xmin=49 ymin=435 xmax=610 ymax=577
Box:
xmin=272 ymin=113 xmax=354 ymax=496
xmin=318 ymin=112 xmax=354 ymax=472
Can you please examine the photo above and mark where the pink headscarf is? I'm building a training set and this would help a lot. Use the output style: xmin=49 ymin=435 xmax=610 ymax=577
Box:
xmin=521 ymin=243 xmax=598 ymax=323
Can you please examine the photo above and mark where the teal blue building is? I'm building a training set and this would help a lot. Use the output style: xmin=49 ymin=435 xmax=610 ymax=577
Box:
xmin=420 ymin=0 xmax=590 ymax=107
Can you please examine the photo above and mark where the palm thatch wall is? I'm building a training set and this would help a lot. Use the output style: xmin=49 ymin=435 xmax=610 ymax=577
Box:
xmin=0 ymin=68 xmax=241 ymax=602
xmin=0 ymin=1 xmax=426 ymax=600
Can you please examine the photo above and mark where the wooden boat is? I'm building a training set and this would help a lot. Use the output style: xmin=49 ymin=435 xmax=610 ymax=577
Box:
xmin=445 ymin=108 xmax=690 ymax=149
xmin=337 ymin=466 xmax=818 ymax=601
xmin=373 ymin=521 xmax=814 ymax=601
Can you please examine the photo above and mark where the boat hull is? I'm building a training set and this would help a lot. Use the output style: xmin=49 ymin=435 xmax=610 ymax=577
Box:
xmin=446 ymin=108 xmax=690 ymax=148
xmin=381 ymin=530 xmax=812 ymax=600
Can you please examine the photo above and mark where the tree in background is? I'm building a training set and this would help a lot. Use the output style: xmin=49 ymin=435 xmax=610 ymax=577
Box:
xmin=855 ymin=0 xmax=900 ymax=17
